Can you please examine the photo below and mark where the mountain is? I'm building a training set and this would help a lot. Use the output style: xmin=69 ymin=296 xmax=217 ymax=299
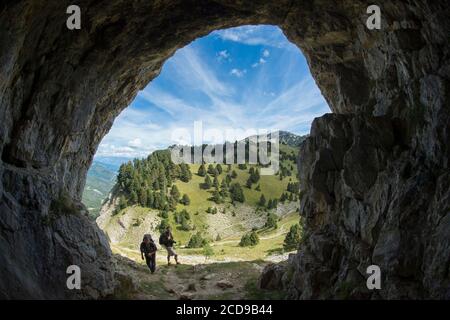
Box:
xmin=93 ymin=156 xmax=133 ymax=171
xmin=95 ymin=132 xmax=302 ymax=262
xmin=82 ymin=161 xmax=118 ymax=218
xmin=278 ymin=131 xmax=308 ymax=147
xmin=243 ymin=130 xmax=308 ymax=148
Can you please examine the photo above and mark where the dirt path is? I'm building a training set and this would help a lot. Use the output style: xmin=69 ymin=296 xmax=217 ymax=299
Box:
xmin=211 ymin=224 xmax=289 ymax=247
xmin=114 ymin=254 xmax=282 ymax=300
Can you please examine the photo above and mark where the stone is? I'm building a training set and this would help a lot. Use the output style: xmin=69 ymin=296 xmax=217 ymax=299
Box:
xmin=186 ymin=283 xmax=197 ymax=292
xmin=216 ymin=280 xmax=234 ymax=289
xmin=200 ymin=274 xmax=214 ymax=281
xmin=259 ymin=263 xmax=287 ymax=290
xmin=179 ymin=292 xmax=195 ymax=300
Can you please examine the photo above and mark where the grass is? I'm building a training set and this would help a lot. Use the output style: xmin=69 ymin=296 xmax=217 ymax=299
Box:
xmin=109 ymin=210 xmax=300 ymax=264
xmin=102 ymin=147 xmax=301 ymax=263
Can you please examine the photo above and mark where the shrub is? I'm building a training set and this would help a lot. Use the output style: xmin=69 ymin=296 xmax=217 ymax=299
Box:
xmin=283 ymin=224 xmax=301 ymax=251
xmin=180 ymin=194 xmax=190 ymax=205
xmin=187 ymin=232 xmax=208 ymax=248
xmin=239 ymin=231 xmax=259 ymax=247
xmin=203 ymin=243 xmax=214 ymax=260
xmin=265 ymin=212 xmax=278 ymax=229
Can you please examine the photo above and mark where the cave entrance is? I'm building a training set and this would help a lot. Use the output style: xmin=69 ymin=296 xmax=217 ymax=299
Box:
xmin=86 ymin=25 xmax=329 ymax=284
xmin=8 ymin=0 xmax=442 ymax=300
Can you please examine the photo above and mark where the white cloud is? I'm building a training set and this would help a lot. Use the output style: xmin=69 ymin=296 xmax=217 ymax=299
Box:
xmin=230 ymin=68 xmax=246 ymax=77
xmin=251 ymin=53 xmax=268 ymax=68
xmin=96 ymin=26 xmax=330 ymax=159
xmin=212 ymin=25 xmax=296 ymax=50
xmin=217 ymin=50 xmax=231 ymax=61
xmin=128 ymin=138 xmax=142 ymax=148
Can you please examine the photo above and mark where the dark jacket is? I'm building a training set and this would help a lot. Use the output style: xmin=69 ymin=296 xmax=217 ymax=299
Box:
xmin=140 ymin=240 xmax=157 ymax=256
xmin=163 ymin=231 xmax=176 ymax=247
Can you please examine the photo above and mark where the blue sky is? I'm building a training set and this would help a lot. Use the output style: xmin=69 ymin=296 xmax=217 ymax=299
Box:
xmin=96 ymin=25 xmax=330 ymax=159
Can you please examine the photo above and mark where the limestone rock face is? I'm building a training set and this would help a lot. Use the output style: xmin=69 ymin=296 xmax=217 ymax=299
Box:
xmin=0 ymin=0 xmax=449 ymax=298
xmin=290 ymin=113 xmax=450 ymax=299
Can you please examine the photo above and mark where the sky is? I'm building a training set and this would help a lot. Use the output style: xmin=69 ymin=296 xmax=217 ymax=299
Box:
xmin=95 ymin=25 xmax=330 ymax=159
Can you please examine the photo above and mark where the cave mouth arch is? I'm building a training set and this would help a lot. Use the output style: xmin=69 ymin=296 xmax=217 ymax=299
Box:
xmin=0 ymin=1 xmax=448 ymax=299
xmin=88 ymin=24 xmax=330 ymax=268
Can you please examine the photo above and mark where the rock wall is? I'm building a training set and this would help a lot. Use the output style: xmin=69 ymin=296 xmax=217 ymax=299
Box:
xmin=0 ymin=0 xmax=448 ymax=298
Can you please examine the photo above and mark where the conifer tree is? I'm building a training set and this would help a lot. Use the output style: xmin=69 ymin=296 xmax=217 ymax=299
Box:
xmin=197 ymin=164 xmax=206 ymax=177
xmin=203 ymin=175 xmax=212 ymax=189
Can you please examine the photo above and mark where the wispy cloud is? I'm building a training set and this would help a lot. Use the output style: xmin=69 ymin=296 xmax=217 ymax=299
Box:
xmin=97 ymin=25 xmax=329 ymax=159
xmin=213 ymin=25 xmax=295 ymax=50
xmin=217 ymin=50 xmax=231 ymax=62
xmin=230 ymin=68 xmax=246 ymax=77
xmin=169 ymin=46 xmax=232 ymax=98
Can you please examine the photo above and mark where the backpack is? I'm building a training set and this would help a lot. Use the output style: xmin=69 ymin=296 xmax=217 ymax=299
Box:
xmin=159 ymin=233 xmax=168 ymax=246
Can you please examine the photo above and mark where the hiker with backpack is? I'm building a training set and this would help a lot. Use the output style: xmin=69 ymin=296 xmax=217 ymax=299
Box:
xmin=140 ymin=234 xmax=158 ymax=273
xmin=159 ymin=226 xmax=180 ymax=265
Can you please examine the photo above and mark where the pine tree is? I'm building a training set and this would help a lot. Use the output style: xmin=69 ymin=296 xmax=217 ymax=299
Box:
xmin=211 ymin=189 xmax=223 ymax=204
xmin=220 ymin=179 xmax=229 ymax=197
xmin=259 ymin=194 xmax=266 ymax=207
xmin=197 ymin=164 xmax=206 ymax=177
xmin=186 ymin=232 xmax=208 ymax=248
xmin=239 ymin=231 xmax=259 ymax=247
xmin=170 ymin=184 xmax=180 ymax=202
xmin=283 ymin=224 xmax=301 ymax=251
xmin=238 ymin=163 xmax=247 ymax=170
xmin=207 ymin=164 xmax=215 ymax=175
xmin=179 ymin=163 xmax=192 ymax=182
xmin=138 ymin=188 xmax=147 ymax=207
xmin=230 ymin=183 xmax=245 ymax=203
xmin=216 ymin=164 xmax=223 ymax=174
xmin=213 ymin=176 xmax=219 ymax=188
xmin=203 ymin=175 xmax=212 ymax=189
xmin=146 ymin=190 xmax=154 ymax=208
xmin=130 ymin=190 xmax=138 ymax=204
xmin=265 ymin=212 xmax=278 ymax=229
xmin=180 ymin=193 xmax=190 ymax=206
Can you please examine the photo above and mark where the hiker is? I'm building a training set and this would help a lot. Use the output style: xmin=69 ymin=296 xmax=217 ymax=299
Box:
xmin=140 ymin=234 xmax=157 ymax=273
xmin=159 ymin=226 xmax=180 ymax=265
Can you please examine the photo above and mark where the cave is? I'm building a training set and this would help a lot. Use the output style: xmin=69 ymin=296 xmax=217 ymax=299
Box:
xmin=0 ymin=0 xmax=449 ymax=299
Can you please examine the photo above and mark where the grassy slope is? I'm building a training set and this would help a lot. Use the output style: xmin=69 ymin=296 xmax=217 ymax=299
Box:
xmin=111 ymin=211 xmax=300 ymax=262
xmin=170 ymin=143 xmax=299 ymax=243
xmin=101 ymin=143 xmax=301 ymax=259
